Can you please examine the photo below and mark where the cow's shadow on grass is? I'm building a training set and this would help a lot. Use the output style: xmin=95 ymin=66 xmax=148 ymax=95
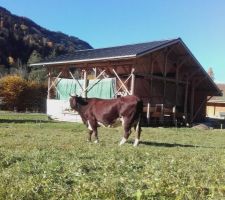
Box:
xmin=139 ymin=141 xmax=200 ymax=148
xmin=138 ymin=141 xmax=225 ymax=149
xmin=0 ymin=119 xmax=55 ymax=124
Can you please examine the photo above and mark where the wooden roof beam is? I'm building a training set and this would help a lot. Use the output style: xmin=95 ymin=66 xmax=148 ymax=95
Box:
xmin=135 ymin=72 xmax=189 ymax=85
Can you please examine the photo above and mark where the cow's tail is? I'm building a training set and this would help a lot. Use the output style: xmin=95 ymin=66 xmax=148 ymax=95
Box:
xmin=135 ymin=100 xmax=143 ymax=133
xmin=133 ymin=100 xmax=143 ymax=146
xmin=135 ymin=114 xmax=141 ymax=133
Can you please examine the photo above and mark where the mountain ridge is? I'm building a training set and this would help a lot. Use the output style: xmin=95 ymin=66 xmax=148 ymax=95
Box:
xmin=0 ymin=6 xmax=92 ymax=74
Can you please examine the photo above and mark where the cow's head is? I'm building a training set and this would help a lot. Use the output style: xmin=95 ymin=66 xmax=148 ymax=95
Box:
xmin=69 ymin=95 xmax=88 ymax=111
xmin=69 ymin=95 xmax=77 ymax=110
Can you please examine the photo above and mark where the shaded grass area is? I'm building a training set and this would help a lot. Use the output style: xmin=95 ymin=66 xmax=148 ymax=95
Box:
xmin=0 ymin=112 xmax=225 ymax=199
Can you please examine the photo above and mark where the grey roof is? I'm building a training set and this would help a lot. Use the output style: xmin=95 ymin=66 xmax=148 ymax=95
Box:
xmin=209 ymin=84 xmax=225 ymax=102
xmin=30 ymin=38 xmax=179 ymax=66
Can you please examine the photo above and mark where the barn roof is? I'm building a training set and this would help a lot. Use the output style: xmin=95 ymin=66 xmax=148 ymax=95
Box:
xmin=30 ymin=38 xmax=179 ymax=66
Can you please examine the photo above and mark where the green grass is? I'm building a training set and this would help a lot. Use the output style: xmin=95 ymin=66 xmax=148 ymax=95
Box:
xmin=0 ymin=112 xmax=225 ymax=199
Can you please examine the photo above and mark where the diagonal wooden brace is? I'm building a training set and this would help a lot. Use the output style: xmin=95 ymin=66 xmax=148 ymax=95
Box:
xmin=112 ymin=69 xmax=131 ymax=95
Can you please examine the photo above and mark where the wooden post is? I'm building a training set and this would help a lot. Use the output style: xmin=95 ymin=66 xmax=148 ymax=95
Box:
xmin=93 ymin=67 xmax=97 ymax=78
xmin=130 ymin=68 xmax=135 ymax=95
xmin=183 ymin=69 xmax=200 ymax=124
xmin=172 ymin=106 xmax=176 ymax=125
xmin=83 ymin=70 xmax=88 ymax=98
xmin=175 ymin=68 xmax=179 ymax=107
xmin=190 ymin=85 xmax=195 ymax=124
xmin=47 ymin=67 xmax=51 ymax=99
xmin=147 ymin=102 xmax=150 ymax=126
xmin=175 ymin=65 xmax=183 ymax=107
xmin=162 ymin=49 xmax=169 ymax=125
xmin=175 ymin=56 xmax=190 ymax=106
xmin=160 ymin=104 xmax=164 ymax=124
xmin=150 ymin=57 xmax=154 ymax=103
xmin=82 ymin=69 xmax=106 ymax=94
xmin=163 ymin=50 xmax=168 ymax=105
xmin=184 ymin=79 xmax=189 ymax=123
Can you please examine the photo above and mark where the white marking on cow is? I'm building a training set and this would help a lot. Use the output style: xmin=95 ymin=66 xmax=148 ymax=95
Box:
xmin=133 ymin=138 xmax=139 ymax=147
xmin=119 ymin=137 xmax=127 ymax=145
xmin=97 ymin=121 xmax=106 ymax=127
xmin=87 ymin=120 xmax=93 ymax=130
xmin=120 ymin=116 xmax=125 ymax=127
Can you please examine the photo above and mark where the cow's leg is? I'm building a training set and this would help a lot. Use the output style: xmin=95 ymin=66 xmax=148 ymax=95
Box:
xmin=87 ymin=120 xmax=93 ymax=142
xmin=93 ymin=129 xmax=99 ymax=143
xmin=88 ymin=119 xmax=99 ymax=143
xmin=87 ymin=130 xmax=93 ymax=142
xmin=133 ymin=115 xmax=141 ymax=147
xmin=119 ymin=118 xmax=132 ymax=145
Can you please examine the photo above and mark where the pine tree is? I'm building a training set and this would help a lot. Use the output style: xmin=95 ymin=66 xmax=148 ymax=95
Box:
xmin=27 ymin=50 xmax=42 ymax=64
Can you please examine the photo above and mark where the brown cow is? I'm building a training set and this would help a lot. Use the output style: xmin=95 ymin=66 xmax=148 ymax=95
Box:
xmin=70 ymin=95 xmax=143 ymax=146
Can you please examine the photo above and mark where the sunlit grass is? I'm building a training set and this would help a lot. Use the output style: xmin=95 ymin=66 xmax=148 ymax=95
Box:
xmin=0 ymin=112 xmax=225 ymax=199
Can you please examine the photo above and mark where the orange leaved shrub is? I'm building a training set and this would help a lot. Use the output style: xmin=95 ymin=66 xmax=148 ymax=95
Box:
xmin=0 ymin=75 xmax=47 ymax=112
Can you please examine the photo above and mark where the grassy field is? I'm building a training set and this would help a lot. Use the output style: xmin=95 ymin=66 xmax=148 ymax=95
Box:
xmin=0 ymin=112 xmax=225 ymax=200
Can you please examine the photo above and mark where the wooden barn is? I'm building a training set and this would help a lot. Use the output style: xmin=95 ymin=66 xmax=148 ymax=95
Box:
xmin=31 ymin=38 xmax=222 ymax=125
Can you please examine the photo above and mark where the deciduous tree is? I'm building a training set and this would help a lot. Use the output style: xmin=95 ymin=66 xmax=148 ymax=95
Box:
xmin=208 ymin=67 xmax=215 ymax=81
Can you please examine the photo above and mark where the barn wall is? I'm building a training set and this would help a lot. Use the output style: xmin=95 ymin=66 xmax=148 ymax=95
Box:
xmin=134 ymin=78 xmax=151 ymax=102
xmin=133 ymin=49 xmax=213 ymax=123
xmin=135 ymin=52 xmax=175 ymax=75
xmin=134 ymin=51 xmax=185 ymax=107
xmin=134 ymin=79 xmax=185 ymax=106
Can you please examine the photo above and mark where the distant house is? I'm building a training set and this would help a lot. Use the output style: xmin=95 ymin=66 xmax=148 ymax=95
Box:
xmin=207 ymin=84 xmax=225 ymax=119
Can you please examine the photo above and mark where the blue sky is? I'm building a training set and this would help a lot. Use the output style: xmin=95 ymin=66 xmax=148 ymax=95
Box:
xmin=1 ymin=0 xmax=225 ymax=82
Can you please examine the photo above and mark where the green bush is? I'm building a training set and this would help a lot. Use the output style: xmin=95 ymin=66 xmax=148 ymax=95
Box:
xmin=22 ymin=81 xmax=47 ymax=112
xmin=28 ymin=68 xmax=47 ymax=83
xmin=0 ymin=75 xmax=47 ymax=112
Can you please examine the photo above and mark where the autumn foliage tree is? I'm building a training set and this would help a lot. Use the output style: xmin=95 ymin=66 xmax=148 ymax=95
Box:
xmin=0 ymin=75 xmax=47 ymax=111
xmin=0 ymin=75 xmax=27 ymax=110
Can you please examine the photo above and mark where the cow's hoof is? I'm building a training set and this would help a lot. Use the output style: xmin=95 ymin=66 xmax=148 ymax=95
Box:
xmin=119 ymin=137 xmax=127 ymax=146
xmin=133 ymin=139 xmax=139 ymax=147
xmin=94 ymin=140 xmax=99 ymax=144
